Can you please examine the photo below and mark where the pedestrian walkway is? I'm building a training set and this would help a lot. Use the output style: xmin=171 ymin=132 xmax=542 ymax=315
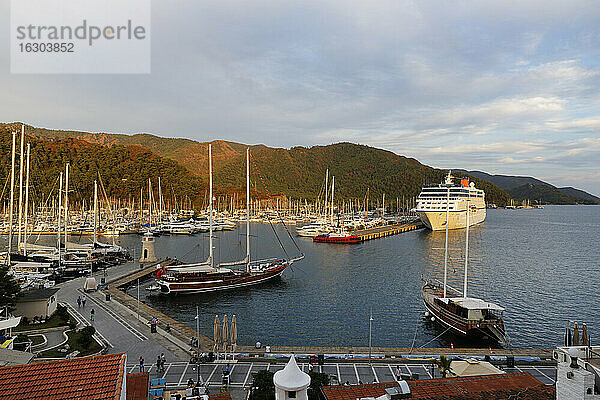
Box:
xmin=55 ymin=262 xmax=184 ymax=363
xmin=125 ymin=361 xmax=557 ymax=390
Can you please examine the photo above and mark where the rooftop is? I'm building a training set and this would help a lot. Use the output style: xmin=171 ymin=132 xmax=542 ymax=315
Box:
xmin=322 ymin=372 xmax=554 ymax=400
xmin=0 ymin=348 xmax=34 ymax=367
xmin=0 ymin=352 xmax=127 ymax=400
xmin=126 ymin=372 xmax=149 ymax=400
xmin=17 ymin=287 xmax=59 ymax=302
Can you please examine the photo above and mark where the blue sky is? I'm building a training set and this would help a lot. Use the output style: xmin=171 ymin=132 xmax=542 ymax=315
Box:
xmin=1 ymin=0 xmax=599 ymax=195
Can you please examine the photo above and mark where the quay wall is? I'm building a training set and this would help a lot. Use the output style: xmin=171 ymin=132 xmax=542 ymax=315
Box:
xmin=105 ymin=262 xmax=553 ymax=362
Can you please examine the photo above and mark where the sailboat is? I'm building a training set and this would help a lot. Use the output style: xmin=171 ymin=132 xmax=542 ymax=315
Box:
xmin=155 ymin=146 xmax=304 ymax=294
xmin=421 ymin=176 xmax=507 ymax=344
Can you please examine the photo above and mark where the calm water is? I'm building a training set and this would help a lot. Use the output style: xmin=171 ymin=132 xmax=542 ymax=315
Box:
xmin=118 ymin=206 xmax=598 ymax=349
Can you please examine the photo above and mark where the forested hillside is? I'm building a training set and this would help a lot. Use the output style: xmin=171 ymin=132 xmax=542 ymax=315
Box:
xmin=0 ymin=123 xmax=511 ymax=207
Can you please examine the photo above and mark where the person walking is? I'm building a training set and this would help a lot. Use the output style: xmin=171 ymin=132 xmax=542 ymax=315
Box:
xmin=90 ymin=308 xmax=95 ymax=322
xmin=82 ymin=296 xmax=86 ymax=308
xmin=395 ymin=366 xmax=401 ymax=381
xmin=139 ymin=356 xmax=144 ymax=372
xmin=156 ymin=355 xmax=162 ymax=373
xmin=77 ymin=296 xmax=81 ymax=308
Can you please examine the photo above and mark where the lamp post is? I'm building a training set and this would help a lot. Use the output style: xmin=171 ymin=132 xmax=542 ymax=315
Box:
xmin=137 ymin=278 xmax=140 ymax=322
xmin=195 ymin=306 xmax=201 ymax=384
xmin=369 ymin=310 xmax=373 ymax=365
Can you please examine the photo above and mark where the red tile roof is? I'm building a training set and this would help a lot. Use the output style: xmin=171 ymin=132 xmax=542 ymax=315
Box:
xmin=0 ymin=352 xmax=127 ymax=400
xmin=127 ymin=372 xmax=149 ymax=400
xmin=322 ymin=372 xmax=555 ymax=400
xmin=208 ymin=393 xmax=233 ymax=400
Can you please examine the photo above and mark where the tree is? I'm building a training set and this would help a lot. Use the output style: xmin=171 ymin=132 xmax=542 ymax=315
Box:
xmin=308 ymin=371 xmax=329 ymax=400
xmin=437 ymin=355 xmax=452 ymax=378
xmin=249 ymin=370 xmax=275 ymax=400
xmin=55 ymin=304 xmax=70 ymax=324
xmin=78 ymin=326 xmax=96 ymax=349
xmin=0 ymin=266 xmax=21 ymax=311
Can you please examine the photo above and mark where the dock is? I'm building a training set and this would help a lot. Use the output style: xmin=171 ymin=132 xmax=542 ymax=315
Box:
xmin=314 ymin=222 xmax=424 ymax=244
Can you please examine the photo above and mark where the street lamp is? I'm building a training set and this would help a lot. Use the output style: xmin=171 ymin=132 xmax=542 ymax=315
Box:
xmin=137 ymin=278 xmax=140 ymax=322
xmin=195 ymin=306 xmax=202 ymax=384
xmin=369 ymin=310 xmax=373 ymax=365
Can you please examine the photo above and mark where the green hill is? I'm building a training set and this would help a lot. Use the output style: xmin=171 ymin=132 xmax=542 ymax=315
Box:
xmin=0 ymin=130 xmax=203 ymax=207
xmin=0 ymin=122 xmax=511 ymax=207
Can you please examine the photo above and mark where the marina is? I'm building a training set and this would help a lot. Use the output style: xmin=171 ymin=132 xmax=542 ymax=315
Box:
xmin=3 ymin=2 xmax=600 ymax=397
xmin=116 ymin=204 xmax=599 ymax=351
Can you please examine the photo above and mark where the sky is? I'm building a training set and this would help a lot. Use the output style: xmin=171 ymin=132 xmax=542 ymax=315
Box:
xmin=1 ymin=0 xmax=599 ymax=195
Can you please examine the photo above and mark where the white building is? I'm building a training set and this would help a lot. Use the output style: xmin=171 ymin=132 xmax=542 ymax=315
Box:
xmin=554 ymin=346 xmax=600 ymax=399
xmin=273 ymin=356 xmax=311 ymax=400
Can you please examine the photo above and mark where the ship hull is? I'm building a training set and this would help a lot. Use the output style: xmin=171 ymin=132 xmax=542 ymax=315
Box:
xmin=157 ymin=264 xmax=286 ymax=294
xmin=419 ymin=205 xmax=486 ymax=231
xmin=421 ymin=284 xmax=506 ymax=344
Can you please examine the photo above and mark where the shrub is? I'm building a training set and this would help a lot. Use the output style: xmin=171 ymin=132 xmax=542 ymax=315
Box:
xmin=78 ymin=326 xmax=96 ymax=349
xmin=55 ymin=305 xmax=70 ymax=323
xmin=308 ymin=371 xmax=329 ymax=400
xmin=249 ymin=370 xmax=275 ymax=400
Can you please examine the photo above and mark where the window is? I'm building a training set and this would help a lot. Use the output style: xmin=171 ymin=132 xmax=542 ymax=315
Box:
xmin=288 ymin=391 xmax=296 ymax=398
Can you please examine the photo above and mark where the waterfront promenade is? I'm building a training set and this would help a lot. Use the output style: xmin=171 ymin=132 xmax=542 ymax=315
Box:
xmin=54 ymin=260 xmax=189 ymax=364
xmin=53 ymin=258 xmax=553 ymax=362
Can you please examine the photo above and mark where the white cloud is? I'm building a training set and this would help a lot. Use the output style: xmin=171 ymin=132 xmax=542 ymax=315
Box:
xmin=1 ymin=0 xmax=600 ymax=193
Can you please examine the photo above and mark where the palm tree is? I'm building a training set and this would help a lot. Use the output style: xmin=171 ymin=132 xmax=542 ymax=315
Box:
xmin=437 ymin=355 xmax=452 ymax=378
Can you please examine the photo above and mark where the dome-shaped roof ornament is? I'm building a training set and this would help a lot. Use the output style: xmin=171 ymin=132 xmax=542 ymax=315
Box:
xmin=273 ymin=355 xmax=311 ymax=400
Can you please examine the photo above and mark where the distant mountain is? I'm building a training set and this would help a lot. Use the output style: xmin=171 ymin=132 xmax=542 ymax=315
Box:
xmin=557 ymin=187 xmax=600 ymax=204
xmin=457 ymin=170 xmax=600 ymax=205
xmin=455 ymin=170 xmax=547 ymax=190
xmin=0 ymin=122 xmax=512 ymax=206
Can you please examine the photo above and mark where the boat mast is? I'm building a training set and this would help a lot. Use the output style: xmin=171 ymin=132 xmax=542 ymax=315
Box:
xmin=7 ymin=131 xmax=16 ymax=260
xmin=246 ymin=148 xmax=250 ymax=272
xmin=209 ymin=143 xmax=214 ymax=267
xmin=23 ymin=144 xmax=30 ymax=257
xmin=94 ymin=180 xmax=98 ymax=245
xmin=158 ymin=177 xmax=162 ymax=224
xmin=324 ymin=169 xmax=329 ymax=218
xmin=443 ymin=172 xmax=451 ymax=298
xmin=58 ymin=172 xmax=63 ymax=268
xmin=330 ymin=176 xmax=335 ymax=225
xmin=148 ymin=178 xmax=152 ymax=230
xmin=463 ymin=190 xmax=470 ymax=298
xmin=64 ymin=163 xmax=69 ymax=247
xmin=17 ymin=125 xmax=24 ymax=250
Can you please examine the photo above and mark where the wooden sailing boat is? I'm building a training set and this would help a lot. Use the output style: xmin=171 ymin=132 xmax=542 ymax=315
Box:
xmin=421 ymin=177 xmax=507 ymax=344
xmin=155 ymin=145 xmax=304 ymax=294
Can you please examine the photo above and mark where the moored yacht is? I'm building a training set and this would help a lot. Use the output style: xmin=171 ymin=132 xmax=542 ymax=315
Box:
xmin=421 ymin=181 xmax=507 ymax=344
xmin=155 ymin=146 xmax=303 ymax=295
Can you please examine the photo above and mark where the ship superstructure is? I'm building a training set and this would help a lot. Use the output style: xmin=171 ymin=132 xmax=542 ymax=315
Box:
xmin=416 ymin=171 xmax=486 ymax=230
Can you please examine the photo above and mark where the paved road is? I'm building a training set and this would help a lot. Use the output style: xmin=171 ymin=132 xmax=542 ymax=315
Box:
xmin=55 ymin=261 xmax=184 ymax=363
xmin=127 ymin=361 xmax=557 ymax=390
xmin=34 ymin=330 xmax=67 ymax=352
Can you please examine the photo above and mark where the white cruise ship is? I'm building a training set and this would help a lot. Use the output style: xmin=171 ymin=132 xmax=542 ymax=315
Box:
xmin=416 ymin=171 xmax=486 ymax=231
